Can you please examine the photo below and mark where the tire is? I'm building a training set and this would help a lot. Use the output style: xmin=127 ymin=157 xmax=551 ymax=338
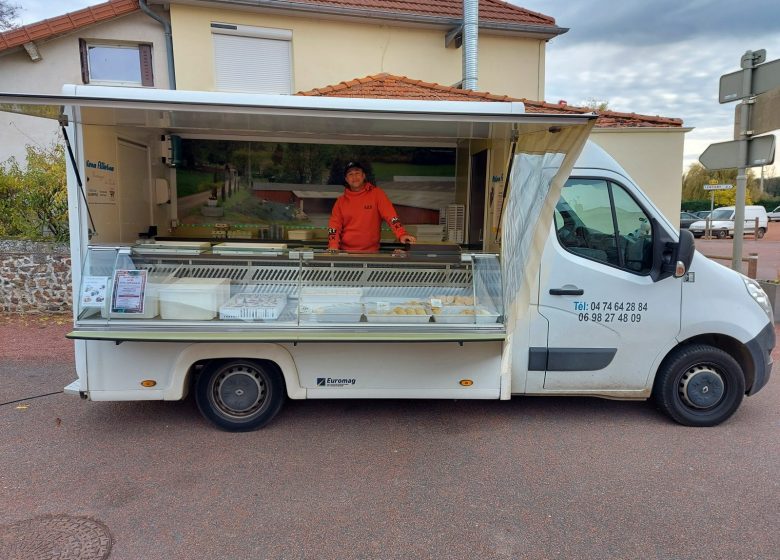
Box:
xmin=195 ymin=359 xmax=284 ymax=431
xmin=653 ymin=344 xmax=745 ymax=427
xmin=756 ymin=227 xmax=765 ymax=239
xmin=716 ymin=229 xmax=727 ymax=239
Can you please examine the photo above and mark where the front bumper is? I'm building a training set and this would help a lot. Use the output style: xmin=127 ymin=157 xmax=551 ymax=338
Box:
xmin=745 ymin=321 xmax=775 ymax=395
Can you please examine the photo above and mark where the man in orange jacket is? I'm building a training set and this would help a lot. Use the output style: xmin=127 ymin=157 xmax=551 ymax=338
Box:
xmin=327 ymin=161 xmax=416 ymax=252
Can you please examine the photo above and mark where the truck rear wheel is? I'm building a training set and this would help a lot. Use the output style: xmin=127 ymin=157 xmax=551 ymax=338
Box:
xmin=195 ymin=359 xmax=284 ymax=431
xmin=653 ymin=344 xmax=744 ymax=427
xmin=756 ymin=227 xmax=766 ymax=239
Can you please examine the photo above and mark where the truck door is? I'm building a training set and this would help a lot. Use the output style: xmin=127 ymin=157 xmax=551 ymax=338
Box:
xmin=536 ymin=177 xmax=682 ymax=392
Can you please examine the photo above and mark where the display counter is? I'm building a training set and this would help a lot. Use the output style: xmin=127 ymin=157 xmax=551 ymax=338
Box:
xmin=72 ymin=242 xmax=505 ymax=341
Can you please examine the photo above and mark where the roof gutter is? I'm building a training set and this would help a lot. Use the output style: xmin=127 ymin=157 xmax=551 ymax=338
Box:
xmin=139 ymin=0 xmax=176 ymax=89
xmin=162 ymin=0 xmax=568 ymax=39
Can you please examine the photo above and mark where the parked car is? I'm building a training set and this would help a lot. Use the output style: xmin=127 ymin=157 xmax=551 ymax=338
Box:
xmin=689 ymin=205 xmax=768 ymax=238
xmin=768 ymin=206 xmax=780 ymax=222
xmin=679 ymin=211 xmax=700 ymax=229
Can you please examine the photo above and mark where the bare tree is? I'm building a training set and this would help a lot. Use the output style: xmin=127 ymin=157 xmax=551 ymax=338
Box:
xmin=0 ymin=1 xmax=20 ymax=30
xmin=583 ymin=97 xmax=610 ymax=111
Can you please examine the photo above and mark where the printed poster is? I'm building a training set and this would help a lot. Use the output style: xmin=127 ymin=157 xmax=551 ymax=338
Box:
xmin=111 ymin=269 xmax=147 ymax=314
xmin=80 ymin=276 xmax=108 ymax=308
xmin=85 ymin=159 xmax=117 ymax=205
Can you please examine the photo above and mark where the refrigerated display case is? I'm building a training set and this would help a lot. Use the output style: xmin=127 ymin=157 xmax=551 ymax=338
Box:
xmin=75 ymin=243 xmax=505 ymax=339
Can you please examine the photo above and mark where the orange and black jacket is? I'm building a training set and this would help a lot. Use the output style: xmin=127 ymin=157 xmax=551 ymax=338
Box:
xmin=327 ymin=183 xmax=408 ymax=252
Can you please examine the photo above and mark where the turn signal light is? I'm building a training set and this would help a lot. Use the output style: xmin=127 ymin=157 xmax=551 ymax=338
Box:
xmin=141 ymin=380 xmax=157 ymax=387
xmin=459 ymin=379 xmax=474 ymax=386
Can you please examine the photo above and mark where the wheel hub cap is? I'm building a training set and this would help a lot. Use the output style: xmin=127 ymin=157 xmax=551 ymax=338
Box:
xmin=680 ymin=366 xmax=725 ymax=409
xmin=216 ymin=368 xmax=265 ymax=415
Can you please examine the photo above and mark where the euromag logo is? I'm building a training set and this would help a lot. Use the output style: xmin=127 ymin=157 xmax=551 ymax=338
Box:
xmin=316 ymin=377 xmax=356 ymax=387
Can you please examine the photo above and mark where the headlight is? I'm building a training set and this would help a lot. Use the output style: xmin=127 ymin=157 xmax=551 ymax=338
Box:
xmin=741 ymin=275 xmax=773 ymax=319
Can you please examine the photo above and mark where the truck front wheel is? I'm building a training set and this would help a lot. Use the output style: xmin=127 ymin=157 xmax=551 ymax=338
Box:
xmin=196 ymin=359 xmax=284 ymax=431
xmin=653 ymin=345 xmax=744 ymax=427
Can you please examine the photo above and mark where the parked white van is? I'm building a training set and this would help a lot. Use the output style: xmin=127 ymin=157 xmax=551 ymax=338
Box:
xmin=689 ymin=205 xmax=768 ymax=239
xmin=1 ymin=86 xmax=774 ymax=431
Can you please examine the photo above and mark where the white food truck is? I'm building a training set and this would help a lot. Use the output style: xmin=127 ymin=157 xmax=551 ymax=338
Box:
xmin=3 ymin=86 xmax=774 ymax=430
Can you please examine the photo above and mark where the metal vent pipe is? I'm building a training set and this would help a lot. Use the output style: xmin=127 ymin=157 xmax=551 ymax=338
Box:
xmin=462 ymin=0 xmax=479 ymax=90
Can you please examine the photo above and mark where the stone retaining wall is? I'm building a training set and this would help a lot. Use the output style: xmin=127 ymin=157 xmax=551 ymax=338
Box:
xmin=0 ymin=240 xmax=72 ymax=314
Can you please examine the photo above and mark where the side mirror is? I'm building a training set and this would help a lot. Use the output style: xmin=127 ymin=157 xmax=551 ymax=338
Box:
xmin=673 ymin=229 xmax=695 ymax=278
xmin=650 ymin=219 xmax=695 ymax=281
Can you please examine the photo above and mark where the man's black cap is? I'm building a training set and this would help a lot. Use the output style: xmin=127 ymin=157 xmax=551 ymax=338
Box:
xmin=344 ymin=161 xmax=365 ymax=175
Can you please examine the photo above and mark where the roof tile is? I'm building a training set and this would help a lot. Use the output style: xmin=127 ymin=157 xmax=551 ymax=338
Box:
xmin=280 ymin=0 xmax=555 ymax=25
xmin=297 ymin=73 xmax=683 ymax=128
xmin=0 ymin=0 xmax=139 ymax=53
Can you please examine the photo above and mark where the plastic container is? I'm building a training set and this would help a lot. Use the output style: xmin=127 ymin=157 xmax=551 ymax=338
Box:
xmin=219 ymin=293 xmax=288 ymax=321
xmin=299 ymin=303 xmax=363 ymax=323
xmin=159 ymin=278 xmax=231 ymax=320
xmin=364 ymin=303 xmax=432 ymax=323
xmin=432 ymin=306 xmax=499 ymax=324
xmin=300 ymin=287 xmax=363 ymax=304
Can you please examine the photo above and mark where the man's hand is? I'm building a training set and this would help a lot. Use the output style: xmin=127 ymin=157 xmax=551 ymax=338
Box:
xmin=326 ymin=248 xmax=339 ymax=254
xmin=399 ymin=234 xmax=416 ymax=245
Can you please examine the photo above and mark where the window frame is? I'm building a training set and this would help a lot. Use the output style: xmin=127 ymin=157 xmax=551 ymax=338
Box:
xmin=79 ymin=39 xmax=154 ymax=87
xmin=554 ymin=176 xmax=655 ymax=276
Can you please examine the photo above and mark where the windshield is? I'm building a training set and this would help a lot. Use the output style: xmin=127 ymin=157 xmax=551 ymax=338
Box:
xmin=711 ymin=209 xmax=734 ymax=220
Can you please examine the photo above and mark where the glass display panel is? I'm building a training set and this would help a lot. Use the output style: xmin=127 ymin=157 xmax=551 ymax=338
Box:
xmin=76 ymin=246 xmax=504 ymax=329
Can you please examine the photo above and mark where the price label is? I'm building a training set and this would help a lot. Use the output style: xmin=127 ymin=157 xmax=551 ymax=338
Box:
xmin=430 ymin=298 xmax=443 ymax=308
xmin=376 ymin=301 xmax=390 ymax=312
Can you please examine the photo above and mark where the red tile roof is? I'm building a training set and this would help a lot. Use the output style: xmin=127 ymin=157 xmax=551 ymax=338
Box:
xmin=277 ymin=0 xmax=555 ymax=26
xmin=297 ymin=73 xmax=684 ymax=128
xmin=0 ymin=0 xmax=139 ymax=54
xmin=0 ymin=0 xmax=558 ymax=56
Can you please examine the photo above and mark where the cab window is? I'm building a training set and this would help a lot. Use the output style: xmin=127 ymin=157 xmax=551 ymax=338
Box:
xmin=554 ymin=178 xmax=653 ymax=274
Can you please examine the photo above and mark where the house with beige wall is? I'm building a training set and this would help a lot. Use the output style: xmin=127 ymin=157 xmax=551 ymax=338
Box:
xmin=0 ymin=0 xmax=174 ymax=242
xmin=162 ymin=0 xmax=689 ymax=222
xmin=0 ymin=0 xmax=171 ymax=163
xmin=0 ymin=0 xmax=689 ymax=237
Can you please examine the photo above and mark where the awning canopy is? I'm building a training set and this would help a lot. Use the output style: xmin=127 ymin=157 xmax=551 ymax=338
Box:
xmin=0 ymin=85 xmax=596 ymax=145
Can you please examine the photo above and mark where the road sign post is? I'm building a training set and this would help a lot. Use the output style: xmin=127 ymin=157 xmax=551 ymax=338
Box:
xmin=702 ymin=183 xmax=733 ymax=238
xmin=703 ymin=50 xmax=779 ymax=271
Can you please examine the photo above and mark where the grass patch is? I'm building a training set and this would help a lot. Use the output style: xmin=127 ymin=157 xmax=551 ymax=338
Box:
xmin=177 ymin=169 xmax=219 ymax=197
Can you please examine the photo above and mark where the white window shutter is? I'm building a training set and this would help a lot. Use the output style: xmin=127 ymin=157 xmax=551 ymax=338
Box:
xmin=213 ymin=34 xmax=292 ymax=94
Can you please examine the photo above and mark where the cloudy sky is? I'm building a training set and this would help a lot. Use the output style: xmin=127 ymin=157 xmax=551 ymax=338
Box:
xmin=11 ymin=0 xmax=780 ymax=175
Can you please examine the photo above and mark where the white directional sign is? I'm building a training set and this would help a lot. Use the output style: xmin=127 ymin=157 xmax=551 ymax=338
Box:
xmin=699 ymin=135 xmax=776 ymax=170
xmin=703 ymin=184 xmax=733 ymax=191
xmin=719 ymin=57 xmax=780 ymax=103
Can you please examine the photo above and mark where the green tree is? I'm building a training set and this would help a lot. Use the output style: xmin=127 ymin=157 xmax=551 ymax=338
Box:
xmin=682 ymin=163 xmax=760 ymax=203
xmin=713 ymin=188 xmax=752 ymax=207
xmin=0 ymin=144 xmax=69 ymax=241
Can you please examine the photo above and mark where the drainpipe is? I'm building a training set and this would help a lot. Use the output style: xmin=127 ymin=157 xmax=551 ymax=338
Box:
xmin=139 ymin=0 xmax=176 ymax=89
xmin=462 ymin=0 xmax=478 ymax=90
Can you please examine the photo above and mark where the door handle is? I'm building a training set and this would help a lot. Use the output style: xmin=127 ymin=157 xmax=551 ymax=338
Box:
xmin=549 ymin=287 xmax=584 ymax=296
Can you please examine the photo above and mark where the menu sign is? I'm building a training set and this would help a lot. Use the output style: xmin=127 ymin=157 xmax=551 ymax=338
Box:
xmin=110 ymin=270 xmax=147 ymax=314
xmin=80 ymin=276 xmax=108 ymax=308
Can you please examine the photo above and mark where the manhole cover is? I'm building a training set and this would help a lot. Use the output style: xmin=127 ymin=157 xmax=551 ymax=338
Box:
xmin=0 ymin=514 xmax=112 ymax=560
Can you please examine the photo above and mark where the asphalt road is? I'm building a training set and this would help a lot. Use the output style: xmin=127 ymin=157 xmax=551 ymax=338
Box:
xmin=1 ymin=319 xmax=778 ymax=560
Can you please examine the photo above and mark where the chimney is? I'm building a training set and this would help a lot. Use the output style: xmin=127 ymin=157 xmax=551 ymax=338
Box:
xmin=462 ymin=0 xmax=478 ymax=90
